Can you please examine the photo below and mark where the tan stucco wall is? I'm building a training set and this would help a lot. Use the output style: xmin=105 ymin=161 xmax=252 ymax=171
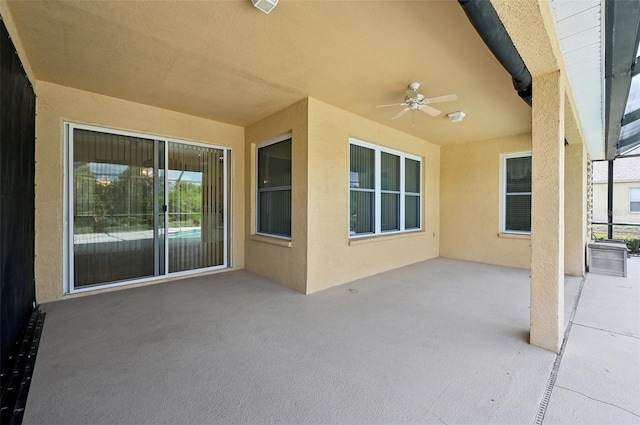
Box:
xmin=244 ymin=97 xmax=440 ymax=294
xmin=593 ymin=181 xmax=640 ymax=224
xmin=592 ymin=182 xmax=607 ymax=222
xmin=244 ymin=99 xmax=308 ymax=293
xmin=440 ymin=134 xmax=532 ymax=269
xmin=530 ymin=71 xmax=565 ymax=353
xmin=35 ymin=82 xmax=245 ymax=303
xmin=305 ymin=98 xmax=440 ymax=293
xmin=564 ymin=143 xmax=587 ymax=276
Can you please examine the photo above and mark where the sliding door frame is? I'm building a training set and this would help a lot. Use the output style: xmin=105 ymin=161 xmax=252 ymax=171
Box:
xmin=64 ymin=122 xmax=231 ymax=294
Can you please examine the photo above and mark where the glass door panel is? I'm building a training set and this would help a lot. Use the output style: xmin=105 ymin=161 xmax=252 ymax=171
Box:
xmin=168 ymin=143 xmax=225 ymax=273
xmin=72 ymin=129 xmax=157 ymax=287
xmin=155 ymin=140 xmax=166 ymax=276
xmin=70 ymin=125 xmax=227 ymax=290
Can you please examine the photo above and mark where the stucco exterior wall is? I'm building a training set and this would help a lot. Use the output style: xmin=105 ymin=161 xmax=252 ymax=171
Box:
xmin=244 ymin=99 xmax=308 ymax=293
xmin=35 ymin=82 xmax=245 ymax=303
xmin=440 ymin=134 xmax=532 ymax=269
xmin=305 ymin=98 xmax=440 ymax=293
xmin=564 ymin=143 xmax=587 ymax=277
xmin=593 ymin=181 xmax=640 ymax=224
xmin=587 ymin=157 xmax=593 ymax=236
xmin=244 ymin=97 xmax=440 ymax=294
xmin=592 ymin=183 xmax=607 ymax=222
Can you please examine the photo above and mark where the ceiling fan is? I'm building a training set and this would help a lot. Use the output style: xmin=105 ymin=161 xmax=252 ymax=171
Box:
xmin=377 ymin=82 xmax=457 ymax=125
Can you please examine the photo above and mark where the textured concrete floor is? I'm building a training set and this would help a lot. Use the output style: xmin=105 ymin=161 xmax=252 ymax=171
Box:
xmin=24 ymin=257 xmax=594 ymax=424
xmin=544 ymin=257 xmax=640 ymax=424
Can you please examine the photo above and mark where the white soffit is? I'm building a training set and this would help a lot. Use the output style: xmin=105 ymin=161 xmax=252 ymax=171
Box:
xmin=550 ymin=0 xmax=605 ymax=159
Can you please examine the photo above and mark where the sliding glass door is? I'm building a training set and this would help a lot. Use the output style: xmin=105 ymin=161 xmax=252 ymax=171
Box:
xmin=68 ymin=124 xmax=228 ymax=291
xmin=72 ymin=129 xmax=158 ymax=286
xmin=167 ymin=143 xmax=225 ymax=273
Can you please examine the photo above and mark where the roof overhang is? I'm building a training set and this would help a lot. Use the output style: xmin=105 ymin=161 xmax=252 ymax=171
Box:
xmin=550 ymin=0 xmax=606 ymax=159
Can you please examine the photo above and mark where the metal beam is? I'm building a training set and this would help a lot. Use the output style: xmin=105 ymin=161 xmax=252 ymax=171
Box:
xmin=607 ymin=160 xmax=613 ymax=240
xmin=618 ymin=132 xmax=640 ymax=154
xmin=621 ymin=107 xmax=640 ymax=126
xmin=604 ymin=0 xmax=640 ymax=160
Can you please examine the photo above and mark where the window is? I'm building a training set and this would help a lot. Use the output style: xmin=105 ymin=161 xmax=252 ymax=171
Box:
xmin=630 ymin=188 xmax=640 ymax=212
xmin=257 ymin=136 xmax=292 ymax=238
xmin=503 ymin=153 xmax=532 ymax=233
xmin=349 ymin=139 xmax=422 ymax=237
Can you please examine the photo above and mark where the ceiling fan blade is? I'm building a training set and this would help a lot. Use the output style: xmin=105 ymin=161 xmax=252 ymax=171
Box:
xmin=425 ymin=94 xmax=457 ymax=104
xmin=391 ymin=108 xmax=410 ymax=120
xmin=418 ymin=105 xmax=441 ymax=117
xmin=376 ymin=103 xmax=407 ymax=108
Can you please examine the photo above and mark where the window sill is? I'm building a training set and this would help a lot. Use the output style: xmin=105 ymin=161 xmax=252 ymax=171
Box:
xmin=498 ymin=232 xmax=531 ymax=240
xmin=250 ymin=234 xmax=292 ymax=247
xmin=349 ymin=230 xmax=424 ymax=246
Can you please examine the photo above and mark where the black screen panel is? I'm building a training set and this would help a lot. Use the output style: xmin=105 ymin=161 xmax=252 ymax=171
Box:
xmin=0 ymin=18 xmax=36 ymax=381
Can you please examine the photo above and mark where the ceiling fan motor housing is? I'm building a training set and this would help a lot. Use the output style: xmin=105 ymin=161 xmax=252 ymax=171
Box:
xmin=405 ymin=92 xmax=425 ymax=105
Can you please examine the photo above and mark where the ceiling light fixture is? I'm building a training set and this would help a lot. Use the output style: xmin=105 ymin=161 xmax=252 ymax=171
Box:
xmin=448 ymin=111 xmax=466 ymax=123
xmin=252 ymin=0 xmax=278 ymax=14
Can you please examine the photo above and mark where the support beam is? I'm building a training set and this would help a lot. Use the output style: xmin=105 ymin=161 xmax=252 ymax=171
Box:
xmin=531 ymin=71 xmax=565 ymax=353
xmin=603 ymin=1 xmax=640 ymax=160
xmin=608 ymin=160 xmax=614 ymax=240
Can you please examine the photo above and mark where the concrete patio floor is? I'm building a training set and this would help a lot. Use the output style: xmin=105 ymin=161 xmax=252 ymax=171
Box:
xmin=543 ymin=256 xmax=639 ymax=424
xmin=23 ymin=257 xmax=638 ymax=424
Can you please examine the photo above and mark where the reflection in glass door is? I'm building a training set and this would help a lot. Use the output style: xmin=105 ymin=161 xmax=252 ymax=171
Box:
xmin=68 ymin=125 xmax=228 ymax=291
xmin=168 ymin=143 xmax=225 ymax=273
xmin=72 ymin=129 xmax=157 ymax=287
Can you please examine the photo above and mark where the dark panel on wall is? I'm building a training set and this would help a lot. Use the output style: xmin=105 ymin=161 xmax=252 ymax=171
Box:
xmin=0 ymin=18 xmax=36 ymax=378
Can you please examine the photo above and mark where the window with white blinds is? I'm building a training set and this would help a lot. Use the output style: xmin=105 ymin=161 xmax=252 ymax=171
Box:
xmin=257 ymin=136 xmax=292 ymax=238
xmin=349 ymin=139 xmax=422 ymax=237
xmin=503 ymin=153 xmax=532 ymax=233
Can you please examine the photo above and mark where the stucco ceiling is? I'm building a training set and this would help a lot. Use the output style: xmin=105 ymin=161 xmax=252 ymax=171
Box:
xmin=5 ymin=0 xmax=532 ymax=145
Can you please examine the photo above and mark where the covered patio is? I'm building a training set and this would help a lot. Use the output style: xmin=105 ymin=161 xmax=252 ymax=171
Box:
xmin=26 ymin=257 xmax=636 ymax=425
xmin=1 ymin=0 xmax=639 ymax=422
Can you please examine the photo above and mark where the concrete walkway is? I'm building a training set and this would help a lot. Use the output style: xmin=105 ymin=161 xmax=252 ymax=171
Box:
xmin=543 ymin=257 xmax=640 ymax=424
xmin=23 ymin=257 xmax=638 ymax=424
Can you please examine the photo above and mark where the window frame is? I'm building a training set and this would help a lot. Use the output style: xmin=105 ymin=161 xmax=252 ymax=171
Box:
xmin=630 ymin=187 xmax=640 ymax=213
xmin=502 ymin=151 xmax=532 ymax=235
xmin=256 ymin=132 xmax=292 ymax=240
xmin=348 ymin=138 xmax=423 ymax=239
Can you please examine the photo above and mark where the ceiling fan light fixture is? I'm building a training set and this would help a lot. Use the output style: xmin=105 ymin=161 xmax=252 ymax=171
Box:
xmin=448 ymin=111 xmax=466 ymax=123
xmin=252 ymin=0 xmax=278 ymax=14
